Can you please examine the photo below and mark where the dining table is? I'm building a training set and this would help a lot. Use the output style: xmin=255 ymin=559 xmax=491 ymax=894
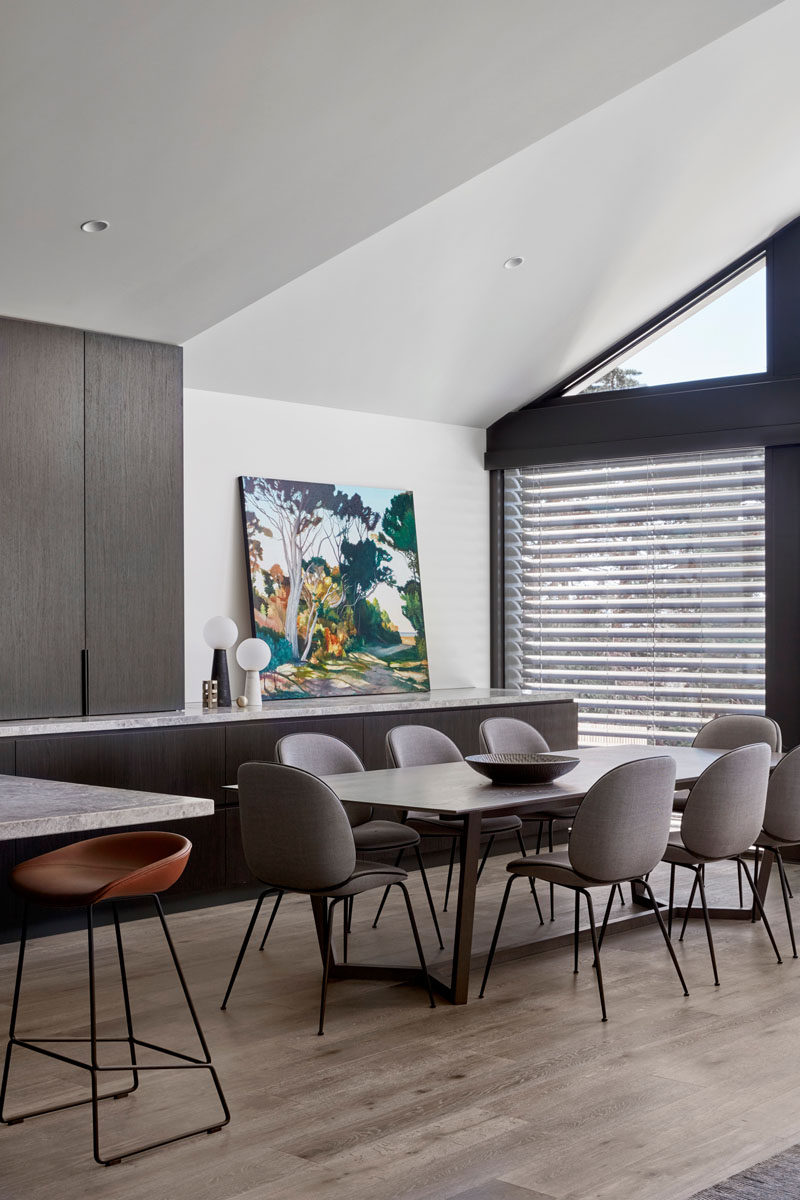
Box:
xmin=321 ymin=744 xmax=782 ymax=1005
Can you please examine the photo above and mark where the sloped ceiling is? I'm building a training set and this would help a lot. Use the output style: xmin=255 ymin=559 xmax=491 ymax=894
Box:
xmin=1 ymin=1 xmax=793 ymax=426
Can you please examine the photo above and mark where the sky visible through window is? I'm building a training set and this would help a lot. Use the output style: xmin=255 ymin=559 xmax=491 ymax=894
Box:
xmin=573 ymin=261 xmax=766 ymax=393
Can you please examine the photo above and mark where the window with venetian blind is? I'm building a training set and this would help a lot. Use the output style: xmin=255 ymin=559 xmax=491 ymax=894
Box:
xmin=504 ymin=448 xmax=765 ymax=745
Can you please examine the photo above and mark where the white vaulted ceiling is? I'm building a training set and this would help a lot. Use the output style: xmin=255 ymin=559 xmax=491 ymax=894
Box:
xmin=2 ymin=1 xmax=797 ymax=426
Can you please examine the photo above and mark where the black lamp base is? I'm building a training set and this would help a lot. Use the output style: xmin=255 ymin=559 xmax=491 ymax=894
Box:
xmin=211 ymin=649 xmax=232 ymax=707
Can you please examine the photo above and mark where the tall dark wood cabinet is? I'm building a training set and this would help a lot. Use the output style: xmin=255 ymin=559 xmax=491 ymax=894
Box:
xmin=0 ymin=317 xmax=183 ymax=720
xmin=0 ymin=319 xmax=85 ymax=719
xmin=85 ymin=335 xmax=183 ymax=713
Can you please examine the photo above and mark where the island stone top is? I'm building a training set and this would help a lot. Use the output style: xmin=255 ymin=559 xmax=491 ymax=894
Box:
xmin=0 ymin=775 xmax=214 ymax=840
xmin=0 ymin=687 xmax=574 ymax=741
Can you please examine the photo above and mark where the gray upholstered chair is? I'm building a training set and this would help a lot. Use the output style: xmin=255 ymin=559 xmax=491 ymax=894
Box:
xmin=377 ymin=724 xmax=541 ymax=923
xmin=480 ymin=757 xmax=687 ymax=1021
xmin=750 ymin=744 xmax=800 ymax=958
xmin=479 ymin=717 xmax=625 ymax=921
xmin=273 ymin=733 xmax=442 ymax=949
xmin=221 ymin=762 xmax=435 ymax=1033
xmin=674 ymin=714 xmax=783 ymax=906
xmin=664 ymin=743 xmax=781 ymax=986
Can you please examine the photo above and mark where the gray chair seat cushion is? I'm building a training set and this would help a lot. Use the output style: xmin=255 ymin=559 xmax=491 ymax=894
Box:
xmin=405 ymin=811 xmax=522 ymax=838
xmin=504 ymin=850 xmax=604 ymax=889
xmin=672 ymin=789 xmax=690 ymax=813
xmin=756 ymin=830 xmax=800 ymax=849
xmin=352 ymin=819 xmax=420 ymax=852
xmin=661 ymin=830 xmax=716 ymax=866
xmin=317 ymin=859 xmax=408 ymax=897
xmin=519 ymin=805 xmax=579 ymax=822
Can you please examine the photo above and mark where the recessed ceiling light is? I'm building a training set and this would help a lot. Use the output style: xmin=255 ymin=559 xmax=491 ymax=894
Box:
xmin=80 ymin=219 xmax=109 ymax=233
xmin=504 ymin=256 xmax=524 ymax=270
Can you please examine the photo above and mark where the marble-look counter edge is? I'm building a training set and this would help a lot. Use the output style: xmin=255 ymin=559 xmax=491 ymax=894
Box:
xmin=0 ymin=688 xmax=575 ymax=740
xmin=0 ymin=774 xmax=214 ymax=840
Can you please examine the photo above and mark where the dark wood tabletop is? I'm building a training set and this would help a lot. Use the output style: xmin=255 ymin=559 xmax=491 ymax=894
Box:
xmin=322 ymin=745 xmax=783 ymax=814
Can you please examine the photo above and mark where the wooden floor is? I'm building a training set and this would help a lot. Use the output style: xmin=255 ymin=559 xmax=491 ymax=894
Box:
xmin=1 ymin=854 xmax=799 ymax=1200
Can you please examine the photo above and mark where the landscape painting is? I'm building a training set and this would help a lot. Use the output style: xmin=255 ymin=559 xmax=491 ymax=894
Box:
xmin=238 ymin=476 xmax=430 ymax=699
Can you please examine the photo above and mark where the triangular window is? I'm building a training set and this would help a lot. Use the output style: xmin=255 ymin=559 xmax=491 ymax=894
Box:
xmin=567 ymin=257 xmax=766 ymax=395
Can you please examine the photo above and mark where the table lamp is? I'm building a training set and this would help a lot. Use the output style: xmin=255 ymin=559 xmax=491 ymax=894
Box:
xmin=236 ymin=638 xmax=271 ymax=707
xmin=202 ymin=616 xmax=238 ymax=707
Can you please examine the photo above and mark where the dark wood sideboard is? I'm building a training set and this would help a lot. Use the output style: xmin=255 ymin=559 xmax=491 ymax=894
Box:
xmin=0 ymin=695 xmax=577 ymax=938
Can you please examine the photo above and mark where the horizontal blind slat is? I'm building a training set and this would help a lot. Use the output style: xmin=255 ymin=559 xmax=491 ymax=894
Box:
xmin=504 ymin=448 xmax=766 ymax=746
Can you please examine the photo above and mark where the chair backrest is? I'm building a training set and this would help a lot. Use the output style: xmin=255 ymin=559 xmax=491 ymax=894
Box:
xmin=692 ymin=714 xmax=782 ymax=753
xmin=275 ymin=733 xmax=371 ymax=826
xmin=568 ymin=757 xmax=677 ymax=882
xmin=479 ymin=717 xmax=549 ymax=755
xmin=237 ymin=761 xmax=356 ymax=892
xmin=681 ymin=743 xmax=771 ymax=860
xmin=385 ymin=724 xmax=463 ymax=768
xmin=762 ymin=744 xmax=800 ymax=843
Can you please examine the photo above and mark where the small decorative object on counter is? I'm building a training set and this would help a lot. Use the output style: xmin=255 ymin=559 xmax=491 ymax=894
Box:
xmin=202 ymin=616 xmax=238 ymax=707
xmin=235 ymin=695 xmax=248 ymax=708
xmin=202 ymin=679 xmax=219 ymax=709
xmin=235 ymin=638 xmax=271 ymax=707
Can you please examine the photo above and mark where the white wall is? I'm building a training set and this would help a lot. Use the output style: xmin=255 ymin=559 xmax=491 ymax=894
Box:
xmin=184 ymin=388 xmax=489 ymax=702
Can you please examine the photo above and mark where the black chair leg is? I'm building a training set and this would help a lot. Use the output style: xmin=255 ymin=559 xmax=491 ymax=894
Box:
xmin=774 ymin=850 xmax=797 ymax=959
xmin=695 ymin=867 xmax=721 ymax=986
xmin=0 ymin=902 xmax=29 ymax=1123
xmin=737 ymin=857 xmax=744 ymax=908
xmin=679 ymin=868 xmax=701 ymax=942
xmin=258 ymin=890 xmax=284 ymax=951
xmin=443 ymin=838 xmax=458 ymax=913
xmin=515 ymin=829 xmax=544 ymax=926
xmin=597 ymin=886 xmax=616 ymax=952
xmin=738 ymin=857 xmax=783 ymax=965
xmin=111 ymin=902 xmax=139 ymax=1094
xmin=413 ymin=846 xmax=444 ymax=949
xmin=479 ymin=876 xmax=517 ymax=998
xmin=573 ymin=891 xmax=580 ymax=973
xmin=221 ymin=890 xmax=268 ymax=1009
xmin=346 ymin=894 xmax=355 ymax=935
xmin=579 ymin=889 xmax=607 ymax=1021
xmin=396 ymin=883 xmax=436 ymax=1009
xmin=668 ymin=863 xmax=676 ymax=938
xmin=616 ymin=883 xmax=626 ymax=906
xmin=640 ymin=880 xmax=689 ymax=997
xmin=751 ymin=849 xmax=760 ymax=922
xmin=318 ymin=898 xmax=337 ymax=1035
xmin=548 ymin=820 xmax=555 ymax=921
xmin=476 ymin=836 xmax=495 ymax=883
xmin=342 ymin=899 xmax=349 ymax=963
xmin=372 ymin=849 xmax=406 ymax=929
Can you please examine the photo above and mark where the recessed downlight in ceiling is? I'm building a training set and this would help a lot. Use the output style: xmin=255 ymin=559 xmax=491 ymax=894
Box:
xmin=80 ymin=219 xmax=109 ymax=233
xmin=504 ymin=256 xmax=524 ymax=269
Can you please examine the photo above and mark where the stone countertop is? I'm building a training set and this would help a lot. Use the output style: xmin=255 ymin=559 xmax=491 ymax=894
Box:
xmin=0 ymin=688 xmax=574 ymax=740
xmin=0 ymin=775 xmax=214 ymax=840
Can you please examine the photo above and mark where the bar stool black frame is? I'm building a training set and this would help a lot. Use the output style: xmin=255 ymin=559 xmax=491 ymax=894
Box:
xmin=0 ymin=894 xmax=230 ymax=1167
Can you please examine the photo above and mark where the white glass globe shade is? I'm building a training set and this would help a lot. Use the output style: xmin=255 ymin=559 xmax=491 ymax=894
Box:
xmin=203 ymin=616 xmax=238 ymax=650
xmin=236 ymin=638 xmax=271 ymax=671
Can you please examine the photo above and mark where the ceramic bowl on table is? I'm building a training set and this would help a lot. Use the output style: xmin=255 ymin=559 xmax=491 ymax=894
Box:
xmin=465 ymin=752 xmax=580 ymax=786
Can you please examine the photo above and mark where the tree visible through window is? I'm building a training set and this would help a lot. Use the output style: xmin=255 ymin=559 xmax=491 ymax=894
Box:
xmin=570 ymin=258 xmax=766 ymax=395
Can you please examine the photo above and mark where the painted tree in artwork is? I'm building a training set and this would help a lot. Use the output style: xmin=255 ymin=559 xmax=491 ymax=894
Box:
xmin=242 ymin=478 xmax=345 ymax=657
xmin=380 ymin=491 xmax=425 ymax=653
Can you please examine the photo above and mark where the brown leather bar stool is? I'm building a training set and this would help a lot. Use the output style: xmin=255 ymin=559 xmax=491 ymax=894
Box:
xmin=0 ymin=831 xmax=229 ymax=1166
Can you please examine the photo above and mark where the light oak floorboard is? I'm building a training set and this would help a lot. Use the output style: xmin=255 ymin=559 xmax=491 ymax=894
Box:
xmin=0 ymin=857 xmax=798 ymax=1200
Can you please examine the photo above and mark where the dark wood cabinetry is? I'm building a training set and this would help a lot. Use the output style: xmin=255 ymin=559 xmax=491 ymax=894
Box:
xmin=0 ymin=317 xmax=183 ymax=722
xmin=0 ymin=319 xmax=85 ymax=720
xmin=84 ymin=335 xmax=183 ymax=714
